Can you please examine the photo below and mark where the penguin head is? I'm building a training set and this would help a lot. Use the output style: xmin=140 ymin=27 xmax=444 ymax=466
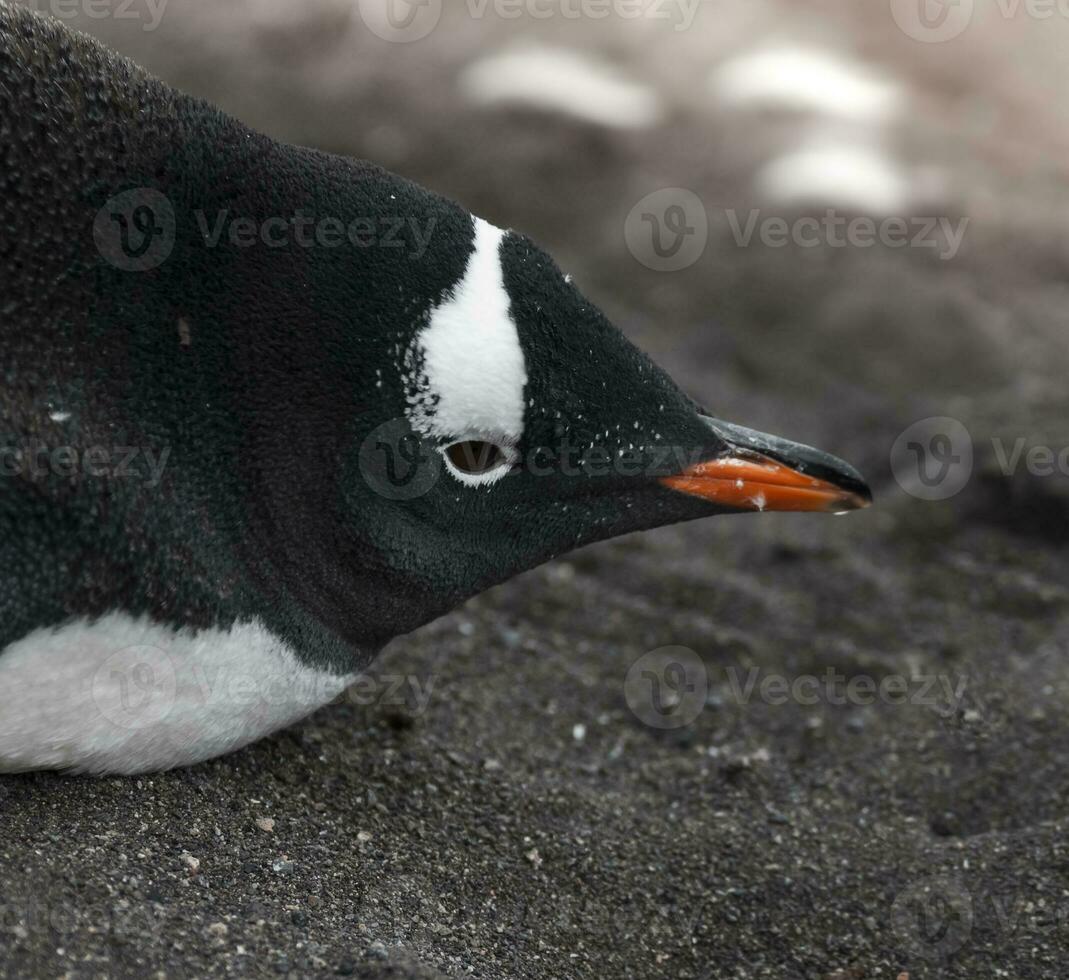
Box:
xmin=347 ymin=214 xmax=870 ymax=619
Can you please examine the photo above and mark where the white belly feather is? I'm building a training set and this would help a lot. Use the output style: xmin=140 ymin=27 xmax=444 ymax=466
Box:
xmin=0 ymin=613 xmax=356 ymax=774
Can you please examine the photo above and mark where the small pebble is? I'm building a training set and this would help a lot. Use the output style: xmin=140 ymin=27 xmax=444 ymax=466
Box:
xmin=366 ymin=941 xmax=388 ymax=960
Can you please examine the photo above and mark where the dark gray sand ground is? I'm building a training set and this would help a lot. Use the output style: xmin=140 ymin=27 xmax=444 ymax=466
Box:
xmin=5 ymin=2 xmax=1069 ymax=977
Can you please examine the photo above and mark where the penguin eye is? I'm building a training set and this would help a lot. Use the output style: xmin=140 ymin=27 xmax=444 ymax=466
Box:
xmin=447 ymin=441 xmax=504 ymax=473
xmin=441 ymin=440 xmax=517 ymax=487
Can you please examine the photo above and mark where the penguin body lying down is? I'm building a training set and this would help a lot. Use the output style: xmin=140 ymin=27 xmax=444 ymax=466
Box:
xmin=0 ymin=5 xmax=870 ymax=774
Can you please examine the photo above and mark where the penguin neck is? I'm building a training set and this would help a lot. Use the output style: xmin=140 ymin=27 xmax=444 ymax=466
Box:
xmin=145 ymin=133 xmax=476 ymax=665
xmin=3 ymin=5 xmax=466 ymax=670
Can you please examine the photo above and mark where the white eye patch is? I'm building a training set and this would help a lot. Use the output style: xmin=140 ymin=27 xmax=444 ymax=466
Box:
xmin=405 ymin=217 xmax=528 ymax=472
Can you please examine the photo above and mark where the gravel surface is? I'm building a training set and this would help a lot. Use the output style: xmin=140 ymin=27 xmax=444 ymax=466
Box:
xmin=4 ymin=2 xmax=1069 ymax=977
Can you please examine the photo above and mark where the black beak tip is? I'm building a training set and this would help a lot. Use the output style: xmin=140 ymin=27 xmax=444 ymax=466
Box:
xmin=700 ymin=415 xmax=873 ymax=511
xmin=839 ymin=473 xmax=873 ymax=511
xmin=767 ymin=442 xmax=873 ymax=510
xmin=815 ymin=458 xmax=872 ymax=509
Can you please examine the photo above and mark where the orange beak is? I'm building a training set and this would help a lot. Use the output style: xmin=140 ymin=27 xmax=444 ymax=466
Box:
xmin=660 ymin=418 xmax=872 ymax=514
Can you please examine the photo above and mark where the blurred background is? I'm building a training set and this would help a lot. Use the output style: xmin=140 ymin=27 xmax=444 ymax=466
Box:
xmin=36 ymin=0 xmax=1069 ymax=538
xmin=8 ymin=2 xmax=1069 ymax=977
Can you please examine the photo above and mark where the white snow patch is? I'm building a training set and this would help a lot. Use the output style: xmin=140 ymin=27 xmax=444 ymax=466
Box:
xmin=710 ymin=46 xmax=902 ymax=123
xmin=459 ymin=46 xmax=663 ymax=130
xmin=755 ymin=140 xmax=913 ymax=214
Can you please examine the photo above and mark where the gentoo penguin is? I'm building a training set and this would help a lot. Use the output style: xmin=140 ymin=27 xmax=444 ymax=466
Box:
xmin=0 ymin=5 xmax=870 ymax=774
